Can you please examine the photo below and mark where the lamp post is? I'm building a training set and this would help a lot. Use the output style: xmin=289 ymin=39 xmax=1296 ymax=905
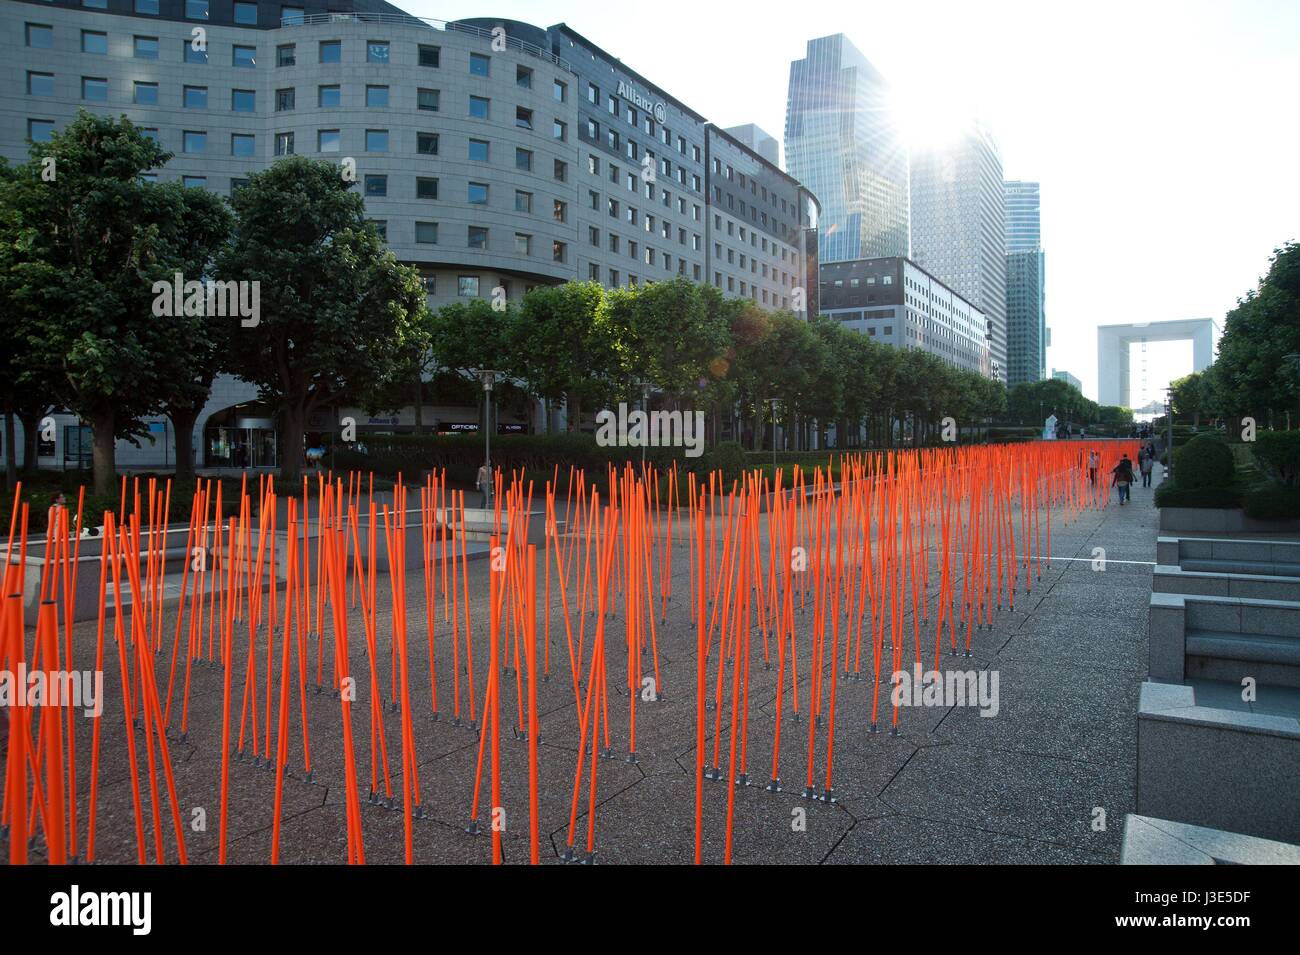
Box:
xmin=472 ymin=369 xmax=503 ymax=503
xmin=634 ymin=381 xmax=652 ymax=466
xmin=1164 ymin=386 xmax=1174 ymax=479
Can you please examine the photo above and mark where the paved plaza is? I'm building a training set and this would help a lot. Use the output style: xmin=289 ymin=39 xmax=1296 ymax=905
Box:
xmin=5 ymin=469 xmax=1163 ymax=865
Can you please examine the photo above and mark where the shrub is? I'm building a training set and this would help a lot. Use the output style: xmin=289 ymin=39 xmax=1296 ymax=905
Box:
xmin=1172 ymin=433 xmax=1235 ymax=490
xmin=1242 ymin=483 xmax=1300 ymax=520
xmin=1154 ymin=483 xmax=1243 ymax=509
xmin=700 ymin=441 xmax=747 ymax=484
xmin=1252 ymin=430 xmax=1300 ymax=487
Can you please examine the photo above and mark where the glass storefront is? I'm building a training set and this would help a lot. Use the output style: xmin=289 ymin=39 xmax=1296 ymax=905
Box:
xmin=203 ymin=402 xmax=278 ymax=469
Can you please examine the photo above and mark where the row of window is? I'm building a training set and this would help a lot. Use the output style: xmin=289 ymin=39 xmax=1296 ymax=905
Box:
xmin=72 ymin=0 xmax=305 ymax=21
xmin=26 ymin=21 xmax=569 ymax=103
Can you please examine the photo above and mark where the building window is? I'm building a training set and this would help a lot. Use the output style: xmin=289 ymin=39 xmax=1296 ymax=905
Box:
xmin=184 ymin=86 xmax=207 ymax=109
xmin=469 ymin=53 xmax=490 ymax=76
xmin=515 ymin=148 xmax=532 ymax=172
xmin=133 ymin=81 xmax=158 ymax=105
xmin=277 ymin=44 xmax=296 ymax=67
xmin=553 ymin=79 xmax=566 ymax=102
xmin=458 ymin=276 xmax=479 ymax=297
xmin=367 ymin=41 xmax=390 ymax=64
xmin=317 ymin=129 xmax=340 ymax=152
xmin=467 ymin=227 xmax=488 ymax=250
xmin=552 ymin=241 xmax=567 ymax=263
xmin=370 ymin=220 xmax=387 ymax=241
xmin=588 ymin=154 xmax=600 ymax=176
xmin=365 ymin=129 xmax=388 ymax=152
xmin=318 ymin=85 xmax=340 ymax=108
xmin=589 ymin=226 xmax=600 ymax=246
xmin=82 ymin=31 xmax=108 ymax=55
xmin=366 ymin=85 xmax=389 ymax=108
xmin=276 ymin=88 xmax=295 ymax=111
xmin=417 ymin=88 xmax=439 ymax=112
xmin=135 ymin=0 xmax=159 ymax=14
xmin=184 ymin=41 xmax=208 ymax=64
xmin=469 ymin=96 xmax=490 ymax=119
xmin=515 ymin=233 xmax=531 ymax=256
xmin=185 ymin=0 xmax=209 ymax=20
xmin=553 ymin=120 xmax=567 ymax=142
xmin=275 ymin=132 xmax=294 ymax=156
xmin=364 ymin=175 xmax=387 ymax=197
xmin=183 ymin=130 xmax=207 ymax=154
xmin=468 ymin=182 xmax=489 ymax=204
xmin=27 ymin=73 xmax=54 ymax=97
xmin=233 ymin=2 xmax=257 ymax=25
xmin=514 ymin=190 xmax=532 ymax=213
xmin=554 ymin=159 xmax=568 ymax=182
xmin=553 ymin=200 xmax=567 ymax=223
xmin=281 ymin=6 xmax=305 ymax=25
xmin=82 ymin=77 xmax=108 ymax=102
xmin=419 ymin=45 xmax=440 ymax=68
xmin=319 ymin=41 xmax=341 ymax=64
xmin=27 ymin=119 xmax=55 ymax=143
xmin=231 ymin=134 xmax=255 ymax=157
xmin=416 ymin=178 xmax=438 ymax=200
xmin=232 ymin=89 xmax=256 ymax=112
xmin=516 ymin=107 xmax=533 ymax=130
xmin=415 ymin=222 xmax=438 ymax=244
xmin=517 ymin=66 xmax=533 ymax=89
xmin=26 ymin=24 xmax=53 ymax=49
xmin=417 ymin=132 xmax=439 ymax=155
xmin=182 ymin=176 xmax=206 ymax=188
xmin=134 ymin=36 xmax=160 ymax=59
xmin=609 ymin=269 xmax=619 ymax=286
xmin=468 ymin=139 xmax=489 ymax=161
xmin=233 ymin=46 xmax=257 ymax=69
xmin=608 ymin=234 xmax=619 ymax=253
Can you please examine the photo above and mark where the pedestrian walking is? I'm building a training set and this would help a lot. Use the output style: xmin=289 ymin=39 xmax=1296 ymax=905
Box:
xmin=1088 ymin=450 xmax=1099 ymax=486
xmin=1111 ymin=454 xmax=1136 ymax=505
xmin=1139 ymin=449 xmax=1154 ymax=487
xmin=476 ymin=461 xmax=492 ymax=509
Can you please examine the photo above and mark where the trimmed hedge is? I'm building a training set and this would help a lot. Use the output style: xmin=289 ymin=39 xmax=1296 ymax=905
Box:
xmin=1153 ymin=483 xmax=1244 ymax=509
xmin=1253 ymin=430 xmax=1300 ymax=486
xmin=1172 ymin=433 xmax=1235 ymax=490
xmin=3 ymin=473 xmax=245 ymax=535
xmin=1242 ymin=482 xmax=1300 ymax=521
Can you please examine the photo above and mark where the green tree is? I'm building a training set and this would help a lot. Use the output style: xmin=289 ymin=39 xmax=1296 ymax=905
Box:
xmin=0 ymin=111 xmax=212 ymax=494
xmin=512 ymin=282 xmax=615 ymax=431
xmin=217 ymin=156 xmax=428 ymax=481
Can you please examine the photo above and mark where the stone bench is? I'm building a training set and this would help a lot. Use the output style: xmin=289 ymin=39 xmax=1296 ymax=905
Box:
xmin=1137 ymin=680 xmax=1300 ymax=844
xmin=1121 ymin=813 xmax=1300 ymax=864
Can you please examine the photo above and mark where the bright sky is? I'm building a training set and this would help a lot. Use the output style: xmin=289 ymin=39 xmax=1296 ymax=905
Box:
xmin=400 ymin=0 xmax=1300 ymax=403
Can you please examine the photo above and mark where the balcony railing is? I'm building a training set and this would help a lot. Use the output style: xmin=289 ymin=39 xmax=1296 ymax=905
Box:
xmin=279 ymin=13 xmax=571 ymax=71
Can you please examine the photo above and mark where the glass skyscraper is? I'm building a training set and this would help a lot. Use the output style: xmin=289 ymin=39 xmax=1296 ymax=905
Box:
xmin=1004 ymin=181 xmax=1042 ymax=253
xmin=1003 ymin=181 xmax=1046 ymax=386
xmin=785 ymin=34 xmax=908 ymax=263
xmin=909 ymin=123 xmax=1007 ymax=380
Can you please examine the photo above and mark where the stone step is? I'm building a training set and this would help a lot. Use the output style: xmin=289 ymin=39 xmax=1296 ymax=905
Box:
xmin=1182 ymin=557 xmax=1300 ymax=577
xmin=1186 ymin=629 xmax=1300 ymax=688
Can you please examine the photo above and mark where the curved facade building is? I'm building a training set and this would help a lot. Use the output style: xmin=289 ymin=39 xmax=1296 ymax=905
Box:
xmin=1 ymin=0 xmax=819 ymax=469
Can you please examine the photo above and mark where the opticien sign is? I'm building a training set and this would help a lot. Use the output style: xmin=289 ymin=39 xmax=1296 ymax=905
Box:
xmin=617 ymin=80 xmax=666 ymax=124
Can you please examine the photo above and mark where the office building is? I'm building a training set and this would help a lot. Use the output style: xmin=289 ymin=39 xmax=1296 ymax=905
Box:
xmin=819 ymin=257 xmax=989 ymax=376
xmin=724 ymin=123 xmax=779 ymax=166
xmin=785 ymin=34 xmax=907 ymax=262
xmin=1 ymin=0 xmax=818 ymax=469
xmin=1052 ymin=369 xmax=1082 ymax=392
xmin=1003 ymin=180 xmax=1041 ymax=253
xmin=909 ymin=122 xmax=1006 ymax=380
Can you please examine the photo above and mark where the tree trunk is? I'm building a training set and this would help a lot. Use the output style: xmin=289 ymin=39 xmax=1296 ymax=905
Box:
xmin=280 ymin=404 xmax=306 ymax=483
xmin=18 ymin=409 xmax=42 ymax=477
xmin=90 ymin=406 xmax=117 ymax=498
xmin=566 ymin=391 xmax=582 ymax=433
xmin=169 ymin=405 xmax=201 ymax=482
xmin=4 ymin=411 xmax=16 ymax=490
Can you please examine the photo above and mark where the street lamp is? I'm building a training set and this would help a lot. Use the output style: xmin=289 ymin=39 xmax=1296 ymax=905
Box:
xmin=634 ymin=381 xmax=652 ymax=466
xmin=472 ymin=368 xmax=503 ymax=503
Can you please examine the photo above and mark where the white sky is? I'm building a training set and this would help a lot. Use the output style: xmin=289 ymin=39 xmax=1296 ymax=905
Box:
xmin=399 ymin=0 xmax=1300 ymax=403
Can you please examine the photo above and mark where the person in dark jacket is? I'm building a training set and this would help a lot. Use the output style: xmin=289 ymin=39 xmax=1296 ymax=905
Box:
xmin=1112 ymin=455 xmax=1136 ymax=504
